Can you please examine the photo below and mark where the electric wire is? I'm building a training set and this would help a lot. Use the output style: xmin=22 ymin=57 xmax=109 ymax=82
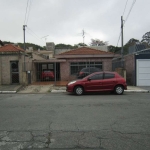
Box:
xmin=124 ymin=0 xmax=136 ymax=25
xmin=122 ymin=0 xmax=129 ymax=16
xmin=116 ymin=0 xmax=136 ymax=47
xmin=26 ymin=28 xmax=45 ymax=44
xmin=26 ymin=0 xmax=32 ymax=25
xmin=24 ymin=0 xmax=30 ymax=25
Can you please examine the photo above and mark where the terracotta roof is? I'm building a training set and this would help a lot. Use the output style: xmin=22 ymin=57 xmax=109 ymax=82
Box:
xmin=59 ymin=47 xmax=114 ymax=55
xmin=0 ymin=44 xmax=24 ymax=52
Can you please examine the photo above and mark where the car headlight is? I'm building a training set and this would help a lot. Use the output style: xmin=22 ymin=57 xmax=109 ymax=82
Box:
xmin=68 ymin=81 xmax=76 ymax=85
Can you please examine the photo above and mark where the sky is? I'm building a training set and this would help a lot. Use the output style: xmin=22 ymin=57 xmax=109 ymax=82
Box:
xmin=0 ymin=0 xmax=150 ymax=47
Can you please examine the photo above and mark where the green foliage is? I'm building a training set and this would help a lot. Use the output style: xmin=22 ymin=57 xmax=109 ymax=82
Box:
xmin=55 ymin=43 xmax=76 ymax=49
xmin=18 ymin=42 xmax=44 ymax=50
xmin=108 ymin=38 xmax=140 ymax=55
xmin=108 ymin=45 xmax=121 ymax=53
xmin=55 ymin=43 xmax=87 ymax=49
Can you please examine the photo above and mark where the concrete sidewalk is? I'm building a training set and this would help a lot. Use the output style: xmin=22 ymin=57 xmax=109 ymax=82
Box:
xmin=0 ymin=84 xmax=149 ymax=94
xmin=0 ymin=85 xmax=23 ymax=94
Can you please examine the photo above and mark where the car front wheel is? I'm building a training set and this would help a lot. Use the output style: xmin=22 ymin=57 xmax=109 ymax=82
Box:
xmin=114 ymin=85 xmax=124 ymax=95
xmin=74 ymin=86 xmax=84 ymax=95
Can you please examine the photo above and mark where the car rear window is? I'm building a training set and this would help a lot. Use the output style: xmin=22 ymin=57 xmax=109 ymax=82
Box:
xmin=104 ymin=73 xmax=115 ymax=79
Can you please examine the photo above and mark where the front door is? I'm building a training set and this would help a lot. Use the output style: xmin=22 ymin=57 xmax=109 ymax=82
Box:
xmin=10 ymin=61 xmax=19 ymax=84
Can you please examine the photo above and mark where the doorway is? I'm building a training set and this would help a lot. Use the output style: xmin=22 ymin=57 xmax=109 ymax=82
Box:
xmin=10 ymin=61 xmax=19 ymax=84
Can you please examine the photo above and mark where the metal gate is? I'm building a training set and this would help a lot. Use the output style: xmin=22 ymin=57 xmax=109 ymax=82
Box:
xmin=10 ymin=61 xmax=19 ymax=84
xmin=36 ymin=62 xmax=60 ymax=81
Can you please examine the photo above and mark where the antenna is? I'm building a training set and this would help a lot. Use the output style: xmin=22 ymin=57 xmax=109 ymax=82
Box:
xmin=82 ymin=30 xmax=85 ymax=44
xmin=41 ymin=35 xmax=49 ymax=42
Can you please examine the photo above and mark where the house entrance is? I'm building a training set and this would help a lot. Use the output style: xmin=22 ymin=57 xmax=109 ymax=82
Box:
xmin=10 ymin=61 xmax=19 ymax=84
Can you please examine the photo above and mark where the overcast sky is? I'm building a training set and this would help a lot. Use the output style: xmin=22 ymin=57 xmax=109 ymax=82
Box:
xmin=0 ymin=0 xmax=150 ymax=47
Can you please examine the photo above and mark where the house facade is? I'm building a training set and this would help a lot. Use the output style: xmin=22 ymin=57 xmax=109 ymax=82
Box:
xmin=55 ymin=47 xmax=118 ymax=81
xmin=113 ymin=48 xmax=150 ymax=86
xmin=0 ymin=45 xmax=119 ymax=85
xmin=0 ymin=44 xmax=32 ymax=85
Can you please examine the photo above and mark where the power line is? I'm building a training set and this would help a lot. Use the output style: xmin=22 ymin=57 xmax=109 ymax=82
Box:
xmin=122 ymin=0 xmax=129 ymax=16
xmin=116 ymin=0 xmax=136 ymax=47
xmin=24 ymin=0 xmax=30 ymax=25
xmin=116 ymin=31 xmax=121 ymax=47
xmin=26 ymin=0 xmax=32 ymax=25
xmin=26 ymin=28 xmax=45 ymax=44
xmin=124 ymin=0 xmax=136 ymax=25
xmin=27 ymin=27 xmax=45 ymax=42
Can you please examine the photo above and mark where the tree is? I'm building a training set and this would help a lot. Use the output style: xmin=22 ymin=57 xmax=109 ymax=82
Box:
xmin=108 ymin=45 xmax=121 ymax=53
xmin=90 ymin=39 xmax=108 ymax=46
xmin=55 ymin=43 xmax=77 ymax=49
xmin=141 ymin=31 xmax=150 ymax=46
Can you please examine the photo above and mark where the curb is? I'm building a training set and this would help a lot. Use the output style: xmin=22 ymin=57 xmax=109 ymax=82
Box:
xmin=124 ymin=90 xmax=149 ymax=93
xmin=51 ymin=90 xmax=66 ymax=93
xmin=51 ymin=90 xmax=149 ymax=93
xmin=0 ymin=91 xmax=16 ymax=94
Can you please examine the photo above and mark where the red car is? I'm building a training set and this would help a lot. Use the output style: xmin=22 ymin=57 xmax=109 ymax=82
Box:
xmin=66 ymin=71 xmax=127 ymax=95
xmin=41 ymin=69 xmax=54 ymax=81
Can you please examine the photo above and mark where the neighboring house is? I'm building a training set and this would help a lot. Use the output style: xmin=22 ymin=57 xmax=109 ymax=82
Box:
xmin=32 ymin=47 xmax=119 ymax=82
xmin=128 ymin=43 xmax=147 ymax=54
xmin=113 ymin=48 xmax=150 ymax=86
xmin=0 ymin=44 xmax=32 ymax=85
xmin=55 ymin=47 xmax=118 ymax=81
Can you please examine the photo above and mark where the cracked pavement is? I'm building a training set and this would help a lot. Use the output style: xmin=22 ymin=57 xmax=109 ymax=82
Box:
xmin=0 ymin=130 xmax=150 ymax=149
xmin=0 ymin=92 xmax=150 ymax=150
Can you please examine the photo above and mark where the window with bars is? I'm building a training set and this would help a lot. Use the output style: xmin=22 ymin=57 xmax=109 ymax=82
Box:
xmin=70 ymin=62 xmax=102 ymax=75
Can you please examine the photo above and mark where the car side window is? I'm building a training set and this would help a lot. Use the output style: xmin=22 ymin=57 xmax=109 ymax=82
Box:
xmin=104 ymin=73 xmax=115 ymax=79
xmin=90 ymin=73 xmax=103 ymax=80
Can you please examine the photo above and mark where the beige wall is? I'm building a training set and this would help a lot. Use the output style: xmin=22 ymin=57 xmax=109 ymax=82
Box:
xmin=0 ymin=54 xmax=32 ymax=85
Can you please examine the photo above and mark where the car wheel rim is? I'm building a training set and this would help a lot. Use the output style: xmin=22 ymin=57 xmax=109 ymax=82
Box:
xmin=76 ymin=87 xmax=83 ymax=95
xmin=116 ymin=87 xmax=123 ymax=94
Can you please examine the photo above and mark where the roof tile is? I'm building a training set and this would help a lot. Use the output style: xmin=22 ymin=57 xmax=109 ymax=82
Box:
xmin=0 ymin=44 xmax=24 ymax=52
xmin=59 ymin=47 xmax=114 ymax=55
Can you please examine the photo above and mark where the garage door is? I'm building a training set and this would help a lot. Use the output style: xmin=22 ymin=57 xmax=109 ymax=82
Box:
xmin=136 ymin=59 xmax=150 ymax=86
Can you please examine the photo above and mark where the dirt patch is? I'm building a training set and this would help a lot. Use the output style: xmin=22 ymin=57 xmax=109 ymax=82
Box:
xmin=18 ymin=85 xmax=66 ymax=94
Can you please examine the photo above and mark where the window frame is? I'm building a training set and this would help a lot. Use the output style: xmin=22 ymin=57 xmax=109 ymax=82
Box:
xmin=70 ymin=62 xmax=103 ymax=75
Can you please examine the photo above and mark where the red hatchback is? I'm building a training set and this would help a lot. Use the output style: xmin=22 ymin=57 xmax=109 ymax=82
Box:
xmin=41 ymin=69 xmax=54 ymax=81
xmin=66 ymin=71 xmax=127 ymax=95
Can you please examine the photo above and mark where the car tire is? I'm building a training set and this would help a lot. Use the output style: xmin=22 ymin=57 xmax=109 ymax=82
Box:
xmin=74 ymin=86 xmax=84 ymax=95
xmin=114 ymin=85 xmax=124 ymax=95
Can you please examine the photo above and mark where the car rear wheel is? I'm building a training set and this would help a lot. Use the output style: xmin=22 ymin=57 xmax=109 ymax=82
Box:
xmin=114 ymin=85 xmax=124 ymax=95
xmin=74 ymin=86 xmax=84 ymax=95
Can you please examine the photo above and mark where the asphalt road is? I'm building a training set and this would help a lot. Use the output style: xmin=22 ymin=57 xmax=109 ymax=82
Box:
xmin=0 ymin=92 xmax=150 ymax=150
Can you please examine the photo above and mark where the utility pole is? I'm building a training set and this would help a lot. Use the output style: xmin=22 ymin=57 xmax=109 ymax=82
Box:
xmin=23 ymin=25 xmax=27 ymax=71
xmin=121 ymin=16 xmax=124 ymax=68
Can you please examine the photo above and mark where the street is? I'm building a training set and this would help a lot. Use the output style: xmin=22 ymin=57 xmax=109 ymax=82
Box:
xmin=0 ymin=92 xmax=150 ymax=150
